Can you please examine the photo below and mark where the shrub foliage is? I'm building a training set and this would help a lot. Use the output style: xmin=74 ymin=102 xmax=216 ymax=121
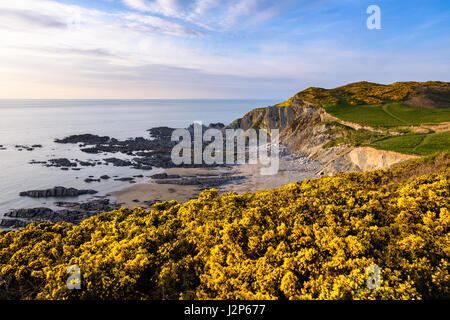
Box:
xmin=287 ymin=81 xmax=450 ymax=107
xmin=0 ymin=163 xmax=449 ymax=300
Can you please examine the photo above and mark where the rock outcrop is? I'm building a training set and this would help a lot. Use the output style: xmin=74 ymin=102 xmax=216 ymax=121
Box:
xmin=348 ymin=147 xmax=418 ymax=171
xmin=226 ymin=99 xmax=415 ymax=174
xmin=19 ymin=187 xmax=98 ymax=198
xmin=227 ymin=103 xmax=312 ymax=132
xmin=0 ymin=199 xmax=120 ymax=229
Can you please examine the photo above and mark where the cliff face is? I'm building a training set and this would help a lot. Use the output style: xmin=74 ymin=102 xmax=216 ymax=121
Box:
xmin=348 ymin=147 xmax=417 ymax=171
xmin=227 ymin=99 xmax=416 ymax=174
xmin=227 ymin=103 xmax=310 ymax=131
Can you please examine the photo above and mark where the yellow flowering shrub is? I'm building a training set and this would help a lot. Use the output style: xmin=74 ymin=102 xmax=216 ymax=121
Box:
xmin=0 ymin=162 xmax=448 ymax=300
xmin=280 ymin=81 xmax=449 ymax=107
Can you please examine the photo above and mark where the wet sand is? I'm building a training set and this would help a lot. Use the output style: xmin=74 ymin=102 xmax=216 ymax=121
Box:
xmin=221 ymin=159 xmax=320 ymax=194
xmin=109 ymin=167 xmax=229 ymax=208
xmin=110 ymin=182 xmax=201 ymax=208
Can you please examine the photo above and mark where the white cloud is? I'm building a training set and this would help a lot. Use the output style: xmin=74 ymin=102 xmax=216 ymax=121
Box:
xmin=0 ymin=0 xmax=295 ymax=81
xmin=123 ymin=13 xmax=202 ymax=36
xmin=0 ymin=0 xmax=447 ymax=98
xmin=121 ymin=0 xmax=289 ymax=31
xmin=122 ymin=0 xmax=189 ymax=17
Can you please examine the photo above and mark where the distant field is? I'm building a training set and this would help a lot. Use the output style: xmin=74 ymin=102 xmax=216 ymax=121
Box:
xmin=325 ymin=102 xmax=450 ymax=127
xmin=369 ymin=131 xmax=450 ymax=155
xmin=385 ymin=103 xmax=450 ymax=125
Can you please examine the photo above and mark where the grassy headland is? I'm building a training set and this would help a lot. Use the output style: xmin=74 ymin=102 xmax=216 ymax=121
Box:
xmin=278 ymin=81 xmax=450 ymax=156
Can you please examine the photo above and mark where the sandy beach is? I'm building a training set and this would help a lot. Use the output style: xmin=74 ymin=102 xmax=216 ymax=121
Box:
xmin=109 ymin=167 xmax=229 ymax=208
xmin=109 ymin=157 xmax=321 ymax=208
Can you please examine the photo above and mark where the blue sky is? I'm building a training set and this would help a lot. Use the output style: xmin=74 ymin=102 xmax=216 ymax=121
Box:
xmin=0 ymin=0 xmax=448 ymax=99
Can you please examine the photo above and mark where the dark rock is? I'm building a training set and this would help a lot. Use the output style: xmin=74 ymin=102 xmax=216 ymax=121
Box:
xmin=154 ymin=175 xmax=245 ymax=187
xmin=150 ymin=173 xmax=181 ymax=179
xmin=29 ymin=160 xmax=46 ymax=164
xmin=147 ymin=126 xmax=175 ymax=139
xmin=19 ymin=187 xmax=98 ymax=198
xmin=132 ymin=164 xmax=153 ymax=170
xmin=100 ymin=175 xmax=110 ymax=180
xmin=185 ymin=122 xmax=224 ymax=135
xmin=208 ymin=122 xmax=225 ymax=129
xmin=5 ymin=207 xmax=55 ymax=218
xmin=1 ymin=199 xmax=121 ymax=229
xmin=0 ymin=218 xmax=28 ymax=228
xmin=114 ymin=177 xmax=134 ymax=182
xmin=48 ymin=158 xmax=77 ymax=167
xmin=55 ymin=134 xmax=114 ymax=145
xmin=54 ymin=199 xmax=120 ymax=212
xmin=76 ymin=160 xmax=96 ymax=167
xmin=14 ymin=144 xmax=42 ymax=151
xmin=104 ymin=158 xmax=133 ymax=167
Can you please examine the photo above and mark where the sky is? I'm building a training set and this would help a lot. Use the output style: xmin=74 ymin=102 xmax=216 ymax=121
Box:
xmin=0 ymin=0 xmax=449 ymax=99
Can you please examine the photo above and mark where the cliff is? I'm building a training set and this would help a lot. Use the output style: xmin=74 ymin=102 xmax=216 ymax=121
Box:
xmin=225 ymin=81 xmax=448 ymax=173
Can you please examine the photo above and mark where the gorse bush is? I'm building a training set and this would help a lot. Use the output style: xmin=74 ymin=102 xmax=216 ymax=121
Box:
xmin=0 ymin=163 xmax=449 ymax=300
xmin=286 ymin=81 xmax=450 ymax=107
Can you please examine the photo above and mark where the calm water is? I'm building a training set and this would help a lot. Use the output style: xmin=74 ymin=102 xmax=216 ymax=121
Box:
xmin=0 ymin=99 xmax=279 ymax=215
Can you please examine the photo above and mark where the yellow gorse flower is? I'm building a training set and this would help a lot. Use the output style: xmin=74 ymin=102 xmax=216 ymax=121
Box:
xmin=0 ymin=156 xmax=449 ymax=300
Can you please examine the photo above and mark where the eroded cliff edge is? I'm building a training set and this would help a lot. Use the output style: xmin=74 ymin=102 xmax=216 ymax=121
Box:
xmin=226 ymin=99 xmax=417 ymax=175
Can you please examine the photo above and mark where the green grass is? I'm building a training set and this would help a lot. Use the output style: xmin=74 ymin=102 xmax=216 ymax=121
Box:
xmin=279 ymin=82 xmax=450 ymax=156
xmin=414 ymin=132 xmax=450 ymax=155
xmin=324 ymin=102 xmax=450 ymax=128
xmin=323 ymin=119 xmax=450 ymax=156
xmin=325 ymin=102 xmax=404 ymax=127
xmin=370 ymin=133 xmax=427 ymax=154
xmin=385 ymin=103 xmax=450 ymax=125
xmin=369 ymin=131 xmax=450 ymax=155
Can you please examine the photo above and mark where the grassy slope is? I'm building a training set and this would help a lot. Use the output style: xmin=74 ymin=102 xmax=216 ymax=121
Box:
xmin=327 ymin=101 xmax=450 ymax=155
xmin=371 ymin=131 xmax=450 ymax=156
xmin=278 ymin=81 xmax=450 ymax=156
xmin=385 ymin=103 xmax=450 ymax=125
xmin=325 ymin=102 xmax=404 ymax=127
xmin=325 ymin=102 xmax=450 ymax=128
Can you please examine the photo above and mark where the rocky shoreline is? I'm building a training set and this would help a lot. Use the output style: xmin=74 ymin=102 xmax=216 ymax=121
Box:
xmin=0 ymin=168 xmax=251 ymax=229
xmin=1 ymin=121 xmax=322 ymax=230
xmin=0 ymin=199 xmax=120 ymax=229
xmin=26 ymin=123 xmax=229 ymax=174
xmin=19 ymin=186 xmax=98 ymax=198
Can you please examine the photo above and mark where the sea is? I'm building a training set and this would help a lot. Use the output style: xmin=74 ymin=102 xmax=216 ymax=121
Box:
xmin=0 ymin=99 xmax=279 ymax=216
